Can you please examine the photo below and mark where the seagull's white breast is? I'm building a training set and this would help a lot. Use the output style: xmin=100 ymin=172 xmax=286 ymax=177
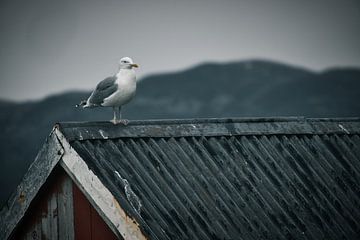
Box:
xmin=102 ymin=69 xmax=136 ymax=107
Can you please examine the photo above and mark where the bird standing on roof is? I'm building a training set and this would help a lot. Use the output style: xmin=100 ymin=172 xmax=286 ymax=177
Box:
xmin=77 ymin=57 xmax=139 ymax=125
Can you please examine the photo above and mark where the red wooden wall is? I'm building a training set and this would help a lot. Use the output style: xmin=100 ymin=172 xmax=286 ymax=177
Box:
xmin=9 ymin=166 xmax=119 ymax=240
xmin=73 ymin=180 xmax=118 ymax=240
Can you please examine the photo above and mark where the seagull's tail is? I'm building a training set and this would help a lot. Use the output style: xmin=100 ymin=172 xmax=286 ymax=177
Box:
xmin=75 ymin=100 xmax=87 ymax=108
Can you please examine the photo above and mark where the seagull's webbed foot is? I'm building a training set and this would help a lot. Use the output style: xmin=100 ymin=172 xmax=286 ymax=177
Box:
xmin=111 ymin=106 xmax=129 ymax=125
xmin=110 ymin=119 xmax=129 ymax=125
xmin=118 ymin=119 xmax=129 ymax=125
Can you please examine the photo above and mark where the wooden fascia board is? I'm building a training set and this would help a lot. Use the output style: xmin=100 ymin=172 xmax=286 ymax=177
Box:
xmin=55 ymin=128 xmax=147 ymax=240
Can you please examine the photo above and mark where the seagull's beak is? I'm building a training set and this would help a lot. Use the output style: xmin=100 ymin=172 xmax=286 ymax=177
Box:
xmin=131 ymin=63 xmax=139 ymax=68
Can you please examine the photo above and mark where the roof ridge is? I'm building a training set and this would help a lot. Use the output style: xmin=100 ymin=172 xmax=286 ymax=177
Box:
xmin=56 ymin=117 xmax=360 ymax=128
xmin=55 ymin=117 xmax=360 ymax=141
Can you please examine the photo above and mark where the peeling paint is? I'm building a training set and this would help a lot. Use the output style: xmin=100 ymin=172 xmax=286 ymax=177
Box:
xmin=99 ymin=130 xmax=109 ymax=139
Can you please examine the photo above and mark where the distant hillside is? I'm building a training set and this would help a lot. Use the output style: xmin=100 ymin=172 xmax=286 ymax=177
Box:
xmin=1 ymin=59 xmax=360 ymax=206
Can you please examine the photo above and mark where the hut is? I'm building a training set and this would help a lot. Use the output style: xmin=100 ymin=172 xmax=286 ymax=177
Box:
xmin=1 ymin=118 xmax=360 ymax=239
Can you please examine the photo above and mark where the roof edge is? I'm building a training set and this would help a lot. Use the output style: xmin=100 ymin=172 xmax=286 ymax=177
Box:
xmin=0 ymin=128 xmax=64 ymax=240
xmin=55 ymin=128 xmax=147 ymax=240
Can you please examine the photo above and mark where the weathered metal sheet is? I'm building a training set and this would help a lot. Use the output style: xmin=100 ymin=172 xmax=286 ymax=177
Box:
xmin=65 ymin=118 xmax=360 ymax=240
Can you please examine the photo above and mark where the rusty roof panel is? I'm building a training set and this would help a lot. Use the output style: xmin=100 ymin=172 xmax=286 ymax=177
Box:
xmin=61 ymin=118 xmax=360 ymax=240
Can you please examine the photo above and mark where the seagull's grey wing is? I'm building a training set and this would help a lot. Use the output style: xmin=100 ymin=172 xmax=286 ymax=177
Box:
xmin=87 ymin=76 xmax=118 ymax=105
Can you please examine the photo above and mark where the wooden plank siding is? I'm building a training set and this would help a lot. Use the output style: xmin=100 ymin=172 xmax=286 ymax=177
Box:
xmin=9 ymin=166 xmax=120 ymax=240
xmin=10 ymin=167 xmax=74 ymax=240
xmin=0 ymin=131 xmax=64 ymax=240
xmin=9 ymin=166 xmax=74 ymax=240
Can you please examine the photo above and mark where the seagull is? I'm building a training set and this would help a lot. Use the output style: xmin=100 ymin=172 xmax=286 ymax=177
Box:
xmin=77 ymin=57 xmax=139 ymax=125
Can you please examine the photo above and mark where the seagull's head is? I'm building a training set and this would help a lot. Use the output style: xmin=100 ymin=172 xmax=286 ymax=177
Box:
xmin=119 ymin=57 xmax=139 ymax=70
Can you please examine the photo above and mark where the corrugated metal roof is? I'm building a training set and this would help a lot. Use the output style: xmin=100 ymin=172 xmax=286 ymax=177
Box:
xmin=59 ymin=118 xmax=360 ymax=240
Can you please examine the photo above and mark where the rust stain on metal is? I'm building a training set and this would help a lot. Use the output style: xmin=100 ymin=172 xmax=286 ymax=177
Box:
xmin=112 ymin=197 xmax=148 ymax=240
xmin=113 ymin=197 xmax=138 ymax=225
xmin=18 ymin=191 xmax=25 ymax=204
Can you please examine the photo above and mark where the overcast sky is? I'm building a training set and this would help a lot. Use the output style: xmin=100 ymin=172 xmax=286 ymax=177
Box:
xmin=0 ymin=0 xmax=359 ymax=101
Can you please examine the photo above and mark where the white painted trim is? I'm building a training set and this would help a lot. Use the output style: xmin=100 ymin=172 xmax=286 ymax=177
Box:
xmin=55 ymin=128 xmax=147 ymax=240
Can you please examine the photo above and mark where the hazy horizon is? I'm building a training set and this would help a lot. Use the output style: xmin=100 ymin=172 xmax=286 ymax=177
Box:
xmin=1 ymin=57 xmax=359 ymax=103
xmin=1 ymin=0 xmax=360 ymax=101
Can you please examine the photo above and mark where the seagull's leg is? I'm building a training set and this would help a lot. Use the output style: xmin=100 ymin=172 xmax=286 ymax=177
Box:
xmin=111 ymin=107 xmax=118 ymax=124
xmin=118 ymin=106 xmax=129 ymax=125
